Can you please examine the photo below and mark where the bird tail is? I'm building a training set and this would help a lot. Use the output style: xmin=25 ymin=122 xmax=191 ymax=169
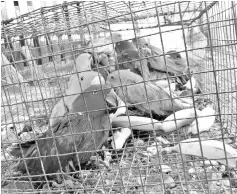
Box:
xmin=10 ymin=140 xmax=35 ymax=158
xmin=10 ymin=132 xmax=46 ymax=158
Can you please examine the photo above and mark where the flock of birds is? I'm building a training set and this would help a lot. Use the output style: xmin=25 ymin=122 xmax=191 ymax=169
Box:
xmin=6 ymin=32 xmax=211 ymax=186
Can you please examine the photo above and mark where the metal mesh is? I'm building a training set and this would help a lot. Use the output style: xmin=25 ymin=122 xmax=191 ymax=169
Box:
xmin=1 ymin=1 xmax=237 ymax=194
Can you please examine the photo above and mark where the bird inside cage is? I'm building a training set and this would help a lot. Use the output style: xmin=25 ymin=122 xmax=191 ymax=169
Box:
xmin=9 ymin=84 xmax=116 ymax=184
xmin=2 ymin=2 xmax=237 ymax=192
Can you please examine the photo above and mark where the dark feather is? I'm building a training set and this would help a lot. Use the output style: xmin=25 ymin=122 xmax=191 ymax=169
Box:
xmin=12 ymin=113 xmax=110 ymax=176
xmin=11 ymin=85 xmax=111 ymax=177
xmin=107 ymin=70 xmax=192 ymax=116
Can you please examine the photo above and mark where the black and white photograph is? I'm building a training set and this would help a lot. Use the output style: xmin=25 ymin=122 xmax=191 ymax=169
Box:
xmin=1 ymin=1 xmax=237 ymax=193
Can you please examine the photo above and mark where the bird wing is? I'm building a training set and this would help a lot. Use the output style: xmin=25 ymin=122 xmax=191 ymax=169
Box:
xmin=143 ymin=43 xmax=186 ymax=75
xmin=118 ymin=82 xmax=187 ymax=116
xmin=117 ymin=51 xmax=151 ymax=80
xmin=49 ymin=98 xmax=69 ymax=127
xmin=14 ymin=111 xmax=110 ymax=175
xmin=148 ymin=55 xmax=178 ymax=73
xmin=116 ymin=54 xmax=140 ymax=75
xmin=168 ymin=58 xmax=188 ymax=73
xmin=13 ymin=114 xmax=87 ymax=174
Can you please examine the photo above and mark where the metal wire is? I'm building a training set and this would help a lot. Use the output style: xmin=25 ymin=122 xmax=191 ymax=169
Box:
xmin=1 ymin=1 xmax=237 ymax=194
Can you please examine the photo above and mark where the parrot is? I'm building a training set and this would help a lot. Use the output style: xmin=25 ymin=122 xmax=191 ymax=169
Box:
xmin=106 ymin=70 xmax=193 ymax=116
xmin=10 ymin=84 xmax=112 ymax=177
xmin=50 ymin=71 xmax=105 ymax=127
xmin=118 ymin=41 xmax=173 ymax=83
xmin=115 ymin=41 xmax=151 ymax=80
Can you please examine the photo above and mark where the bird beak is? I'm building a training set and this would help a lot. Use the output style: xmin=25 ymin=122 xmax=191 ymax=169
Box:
xmin=105 ymin=80 xmax=112 ymax=87
xmin=91 ymin=75 xmax=105 ymax=85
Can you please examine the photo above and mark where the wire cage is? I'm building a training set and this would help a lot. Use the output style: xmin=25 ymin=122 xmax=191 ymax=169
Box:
xmin=1 ymin=1 xmax=237 ymax=193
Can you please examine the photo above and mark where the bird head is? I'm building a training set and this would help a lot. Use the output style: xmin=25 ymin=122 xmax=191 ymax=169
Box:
xmin=109 ymin=33 xmax=122 ymax=43
xmin=106 ymin=69 xmax=143 ymax=88
xmin=70 ymin=84 xmax=112 ymax=117
xmin=75 ymin=53 xmax=94 ymax=72
xmin=115 ymin=40 xmax=137 ymax=55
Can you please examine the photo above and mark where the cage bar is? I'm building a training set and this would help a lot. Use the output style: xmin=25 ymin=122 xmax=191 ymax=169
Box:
xmin=1 ymin=1 xmax=237 ymax=194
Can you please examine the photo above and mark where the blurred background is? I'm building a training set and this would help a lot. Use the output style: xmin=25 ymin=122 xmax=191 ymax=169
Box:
xmin=1 ymin=1 xmax=64 ymax=20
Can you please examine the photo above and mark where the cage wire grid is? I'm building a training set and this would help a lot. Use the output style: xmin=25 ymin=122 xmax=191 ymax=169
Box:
xmin=1 ymin=1 xmax=237 ymax=194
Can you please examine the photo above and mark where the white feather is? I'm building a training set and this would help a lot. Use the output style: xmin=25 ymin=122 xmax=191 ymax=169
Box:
xmin=184 ymin=77 xmax=196 ymax=90
xmin=188 ymin=106 xmax=215 ymax=134
xmin=62 ymin=34 xmax=68 ymax=41
xmin=163 ymin=138 xmax=237 ymax=169
xmin=111 ymin=128 xmax=131 ymax=150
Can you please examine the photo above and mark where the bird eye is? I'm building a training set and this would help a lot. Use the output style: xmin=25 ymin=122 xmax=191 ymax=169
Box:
xmin=92 ymin=91 xmax=98 ymax=95
xmin=81 ymin=77 xmax=84 ymax=81
xmin=111 ymin=76 xmax=115 ymax=80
